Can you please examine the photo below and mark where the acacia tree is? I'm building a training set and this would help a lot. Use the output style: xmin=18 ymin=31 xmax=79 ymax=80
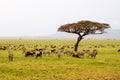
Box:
xmin=58 ymin=20 xmax=110 ymax=51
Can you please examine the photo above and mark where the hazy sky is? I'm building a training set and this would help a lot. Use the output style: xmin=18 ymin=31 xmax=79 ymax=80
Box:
xmin=0 ymin=0 xmax=120 ymax=37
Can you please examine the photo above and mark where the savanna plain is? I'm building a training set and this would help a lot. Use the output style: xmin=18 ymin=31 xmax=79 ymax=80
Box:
xmin=0 ymin=38 xmax=120 ymax=80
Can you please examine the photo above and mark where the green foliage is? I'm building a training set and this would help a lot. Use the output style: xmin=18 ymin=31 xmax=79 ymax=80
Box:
xmin=58 ymin=20 xmax=110 ymax=35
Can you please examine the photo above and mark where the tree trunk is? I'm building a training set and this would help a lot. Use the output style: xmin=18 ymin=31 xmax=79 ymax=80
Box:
xmin=74 ymin=36 xmax=82 ymax=51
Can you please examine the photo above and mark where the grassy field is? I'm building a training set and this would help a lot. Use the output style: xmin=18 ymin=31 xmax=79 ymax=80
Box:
xmin=0 ymin=38 xmax=120 ymax=80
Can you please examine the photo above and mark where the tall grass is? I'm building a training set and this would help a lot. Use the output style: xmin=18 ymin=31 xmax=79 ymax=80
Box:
xmin=0 ymin=39 xmax=120 ymax=80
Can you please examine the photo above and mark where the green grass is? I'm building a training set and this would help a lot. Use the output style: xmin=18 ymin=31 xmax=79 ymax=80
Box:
xmin=0 ymin=39 xmax=120 ymax=80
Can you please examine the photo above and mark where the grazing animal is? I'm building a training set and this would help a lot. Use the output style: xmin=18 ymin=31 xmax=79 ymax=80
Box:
xmin=43 ymin=50 xmax=51 ymax=55
xmin=64 ymin=50 xmax=74 ymax=56
xmin=63 ymin=50 xmax=69 ymax=55
xmin=72 ymin=54 xmax=80 ymax=58
xmin=89 ymin=49 xmax=98 ymax=58
xmin=51 ymin=49 xmax=56 ymax=55
xmin=51 ymin=49 xmax=60 ymax=55
xmin=8 ymin=52 xmax=14 ymax=61
xmin=57 ymin=50 xmax=61 ymax=59
xmin=25 ymin=51 xmax=35 ymax=57
xmin=0 ymin=46 xmax=7 ymax=50
xmin=77 ymin=50 xmax=85 ymax=58
xmin=36 ymin=51 xmax=42 ymax=58
xmin=51 ymin=45 xmax=56 ymax=48
xmin=36 ymin=48 xmax=44 ymax=51
xmin=72 ymin=50 xmax=85 ymax=58
xmin=118 ymin=49 xmax=120 ymax=52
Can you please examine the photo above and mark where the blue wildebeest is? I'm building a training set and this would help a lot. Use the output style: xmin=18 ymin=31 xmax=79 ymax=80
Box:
xmin=25 ymin=50 xmax=36 ymax=57
xmin=36 ymin=51 xmax=42 ymax=58
xmin=118 ymin=49 xmax=120 ymax=52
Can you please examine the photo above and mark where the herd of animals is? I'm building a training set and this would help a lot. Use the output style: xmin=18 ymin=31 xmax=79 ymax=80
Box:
xmin=0 ymin=44 xmax=120 ymax=61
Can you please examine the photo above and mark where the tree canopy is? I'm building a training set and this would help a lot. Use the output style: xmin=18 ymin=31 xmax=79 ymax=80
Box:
xmin=58 ymin=20 xmax=110 ymax=51
xmin=58 ymin=20 xmax=110 ymax=37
